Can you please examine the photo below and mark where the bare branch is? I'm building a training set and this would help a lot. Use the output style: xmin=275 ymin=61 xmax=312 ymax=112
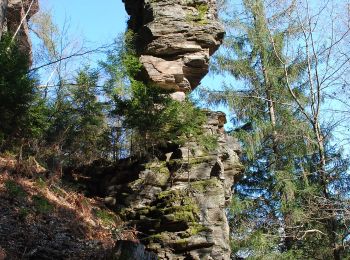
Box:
xmin=28 ymin=44 xmax=113 ymax=73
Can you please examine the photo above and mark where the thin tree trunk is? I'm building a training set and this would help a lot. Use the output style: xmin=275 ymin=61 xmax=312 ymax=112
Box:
xmin=261 ymin=51 xmax=295 ymax=251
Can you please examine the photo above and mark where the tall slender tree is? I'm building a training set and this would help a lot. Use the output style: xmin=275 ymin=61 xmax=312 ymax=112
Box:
xmin=271 ymin=1 xmax=350 ymax=258
xmin=203 ymin=0 xmax=350 ymax=258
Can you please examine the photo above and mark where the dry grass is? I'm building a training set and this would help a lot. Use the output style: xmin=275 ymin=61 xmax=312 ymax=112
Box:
xmin=0 ymin=156 xmax=124 ymax=259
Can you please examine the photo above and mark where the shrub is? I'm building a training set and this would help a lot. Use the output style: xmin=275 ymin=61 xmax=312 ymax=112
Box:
xmin=5 ymin=180 xmax=27 ymax=199
xmin=32 ymin=195 xmax=53 ymax=214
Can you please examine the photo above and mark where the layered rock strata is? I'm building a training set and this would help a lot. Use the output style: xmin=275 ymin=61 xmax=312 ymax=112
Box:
xmin=99 ymin=112 xmax=243 ymax=259
xmin=118 ymin=1 xmax=241 ymax=259
xmin=122 ymin=0 xmax=224 ymax=92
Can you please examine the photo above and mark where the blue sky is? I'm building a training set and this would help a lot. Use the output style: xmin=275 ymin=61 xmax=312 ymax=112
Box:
xmin=33 ymin=0 xmax=235 ymax=133
xmin=33 ymin=0 xmax=349 ymax=151
xmin=33 ymin=0 xmax=130 ymax=95
xmin=40 ymin=0 xmax=128 ymax=44
xmin=36 ymin=0 xmax=229 ymax=119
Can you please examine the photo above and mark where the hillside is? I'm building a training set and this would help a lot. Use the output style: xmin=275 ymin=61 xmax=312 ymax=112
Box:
xmin=0 ymin=156 xmax=123 ymax=259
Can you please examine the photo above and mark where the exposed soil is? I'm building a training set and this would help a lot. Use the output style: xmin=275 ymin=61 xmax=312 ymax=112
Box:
xmin=0 ymin=157 xmax=124 ymax=260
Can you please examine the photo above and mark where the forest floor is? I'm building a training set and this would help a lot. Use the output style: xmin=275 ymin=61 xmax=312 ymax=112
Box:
xmin=0 ymin=156 xmax=127 ymax=260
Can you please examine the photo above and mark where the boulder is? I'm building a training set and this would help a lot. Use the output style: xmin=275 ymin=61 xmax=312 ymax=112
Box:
xmin=112 ymin=240 xmax=158 ymax=260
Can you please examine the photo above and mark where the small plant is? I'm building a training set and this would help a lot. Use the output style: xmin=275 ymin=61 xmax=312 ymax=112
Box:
xmin=5 ymin=180 xmax=27 ymax=199
xmin=96 ymin=209 xmax=117 ymax=226
xmin=51 ymin=185 xmax=66 ymax=197
xmin=199 ymin=134 xmax=218 ymax=151
xmin=186 ymin=4 xmax=209 ymax=25
xmin=19 ymin=207 xmax=30 ymax=220
xmin=32 ymin=195 xmax=53 ymax=214
xmin=35 ymin=177 xmax=46 ymax=189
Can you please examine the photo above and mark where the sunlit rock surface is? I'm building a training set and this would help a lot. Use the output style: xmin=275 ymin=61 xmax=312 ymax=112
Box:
xmin=0 ymin=0 xmax=7 ymax=39
xmin=122 ymin=0 xmax=224 ymax=92
xmin=116 ymin=1 xmax=242 ymax=259
xmin=0 ymin=0 xmax=39 ymax=63
xmin=95 ymin=112 xmax=243 ymax=260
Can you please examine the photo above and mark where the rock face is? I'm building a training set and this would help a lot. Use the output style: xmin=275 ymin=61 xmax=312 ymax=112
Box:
xmin=117 ymin=1 xmax=241 ymax=259
xmin=112 ymin=241 xmax=158 ymax=260
xmin=122 ymin=0 xmax=224 ymax=92
xmin=0 ymin=0 xmax=39 ymax=62
xmin=99 ymin=112 xmax=243 ymax=259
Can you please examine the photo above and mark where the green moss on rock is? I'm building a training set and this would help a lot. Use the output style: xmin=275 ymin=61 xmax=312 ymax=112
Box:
xmin=146 ymin=232 xmax=172 ymax=243
xmin=191 ymin=178 xmax=220 ymax=192
xmin=142 ymin=162 xmax=170 ymax=186
xmin=156 ymin=189 xmax=201 ymax=225
xmin=185 ymin=3 xmax=209 ymax=25
xmin=187 ymin=223 xmax=210 ymax=236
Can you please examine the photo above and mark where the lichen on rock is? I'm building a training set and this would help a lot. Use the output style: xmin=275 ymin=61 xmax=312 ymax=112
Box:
xmin=115 ymin=1 xmax=243 ymax=259
xmin=100 ymin=112 xmax=243 ymax=259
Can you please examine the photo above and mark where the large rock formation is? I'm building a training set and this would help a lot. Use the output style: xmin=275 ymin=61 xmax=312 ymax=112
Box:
xmin=0 ymin=0 xmax=39 ymax=61
xmin=122 ymin=0 xmax=224 ymax=92
xmin=99 ymin=112 xmax=243 ymax=259
xmin=115 ymin=1 xmax=242 ymax=259
xmin=1 ymin=0 xmax=240 ymax=258
xmin=75 ymin=113 xmax=243 ymax=259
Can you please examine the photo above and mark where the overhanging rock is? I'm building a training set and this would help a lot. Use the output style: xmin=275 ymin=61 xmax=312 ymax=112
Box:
xmin=122 ymin=0 xmax=225 ymax=92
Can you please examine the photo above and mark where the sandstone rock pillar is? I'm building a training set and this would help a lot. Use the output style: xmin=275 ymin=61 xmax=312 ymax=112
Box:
xmin=103 ymin=111 xmax=243 ymax=259
xmin=118 ymin=1 xmax=243 ymax=259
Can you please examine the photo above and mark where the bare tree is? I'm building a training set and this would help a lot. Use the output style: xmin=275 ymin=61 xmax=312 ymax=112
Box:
xmin=269 ymin=0 xmax=350 ymax=258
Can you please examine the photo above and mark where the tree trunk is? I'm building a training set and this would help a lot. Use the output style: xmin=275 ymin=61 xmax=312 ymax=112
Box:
xmin=262 ymin=57 xmax=295 ymax=252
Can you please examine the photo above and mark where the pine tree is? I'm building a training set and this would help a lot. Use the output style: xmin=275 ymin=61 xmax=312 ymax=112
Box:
xmin=0 ymin=34 xmax=49 ymax=153
xmin=42 ymin=67 xmax=108 ymax=168
xmin=202 ymin=0 xmax=350 ymax=258
xmin=59 ymin=68 xmax=107 ymax=165
xmin=101 ymin=32 xmax=210 ymax=159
